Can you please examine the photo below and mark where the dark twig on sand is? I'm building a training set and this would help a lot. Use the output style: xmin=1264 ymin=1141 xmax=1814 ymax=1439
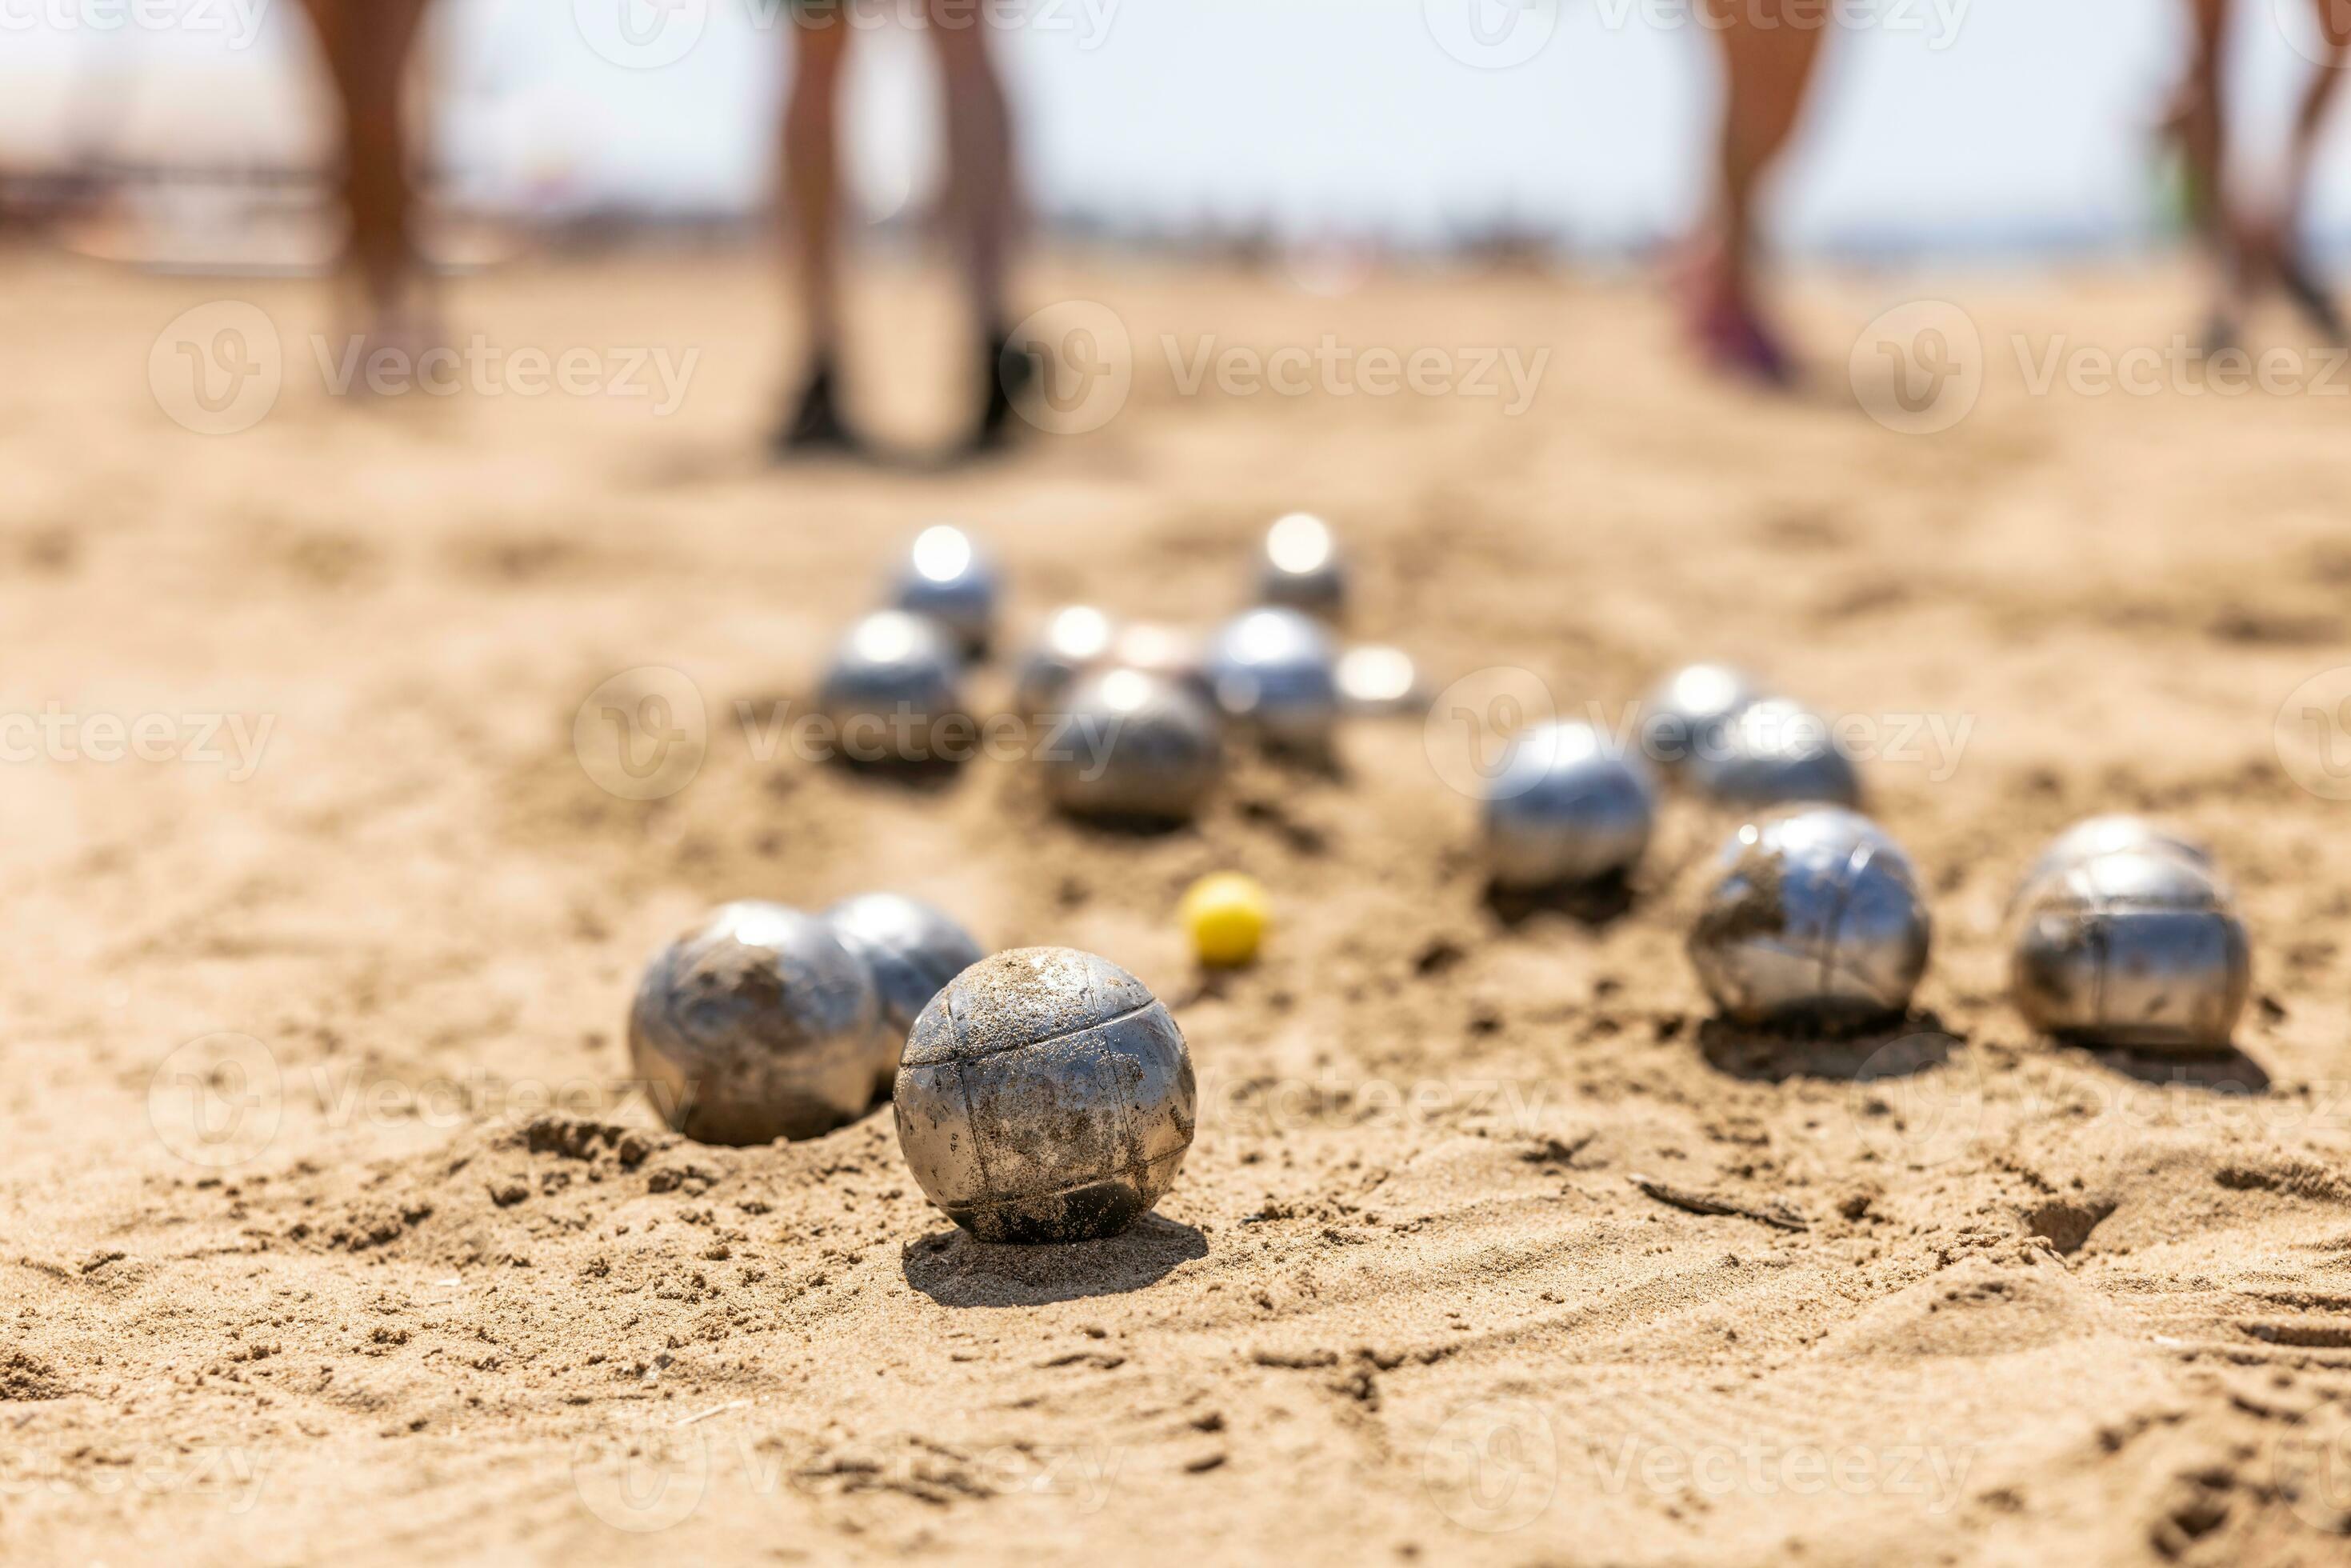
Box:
xmin=1627 ymin=1174 xmax=1809 ymax=1233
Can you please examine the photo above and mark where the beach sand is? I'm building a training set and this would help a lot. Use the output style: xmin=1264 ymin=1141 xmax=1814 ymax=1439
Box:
xmin=5 ymin=247 xmax=2351 ymax=1565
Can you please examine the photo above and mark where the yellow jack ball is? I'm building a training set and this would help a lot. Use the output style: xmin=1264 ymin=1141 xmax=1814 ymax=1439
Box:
xmin=1180 ymin=872 xmax=1269 ymax=968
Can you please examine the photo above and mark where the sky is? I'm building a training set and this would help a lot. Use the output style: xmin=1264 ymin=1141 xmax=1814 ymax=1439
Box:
xmin=1 ymin=0 xmax=2346 ymax=254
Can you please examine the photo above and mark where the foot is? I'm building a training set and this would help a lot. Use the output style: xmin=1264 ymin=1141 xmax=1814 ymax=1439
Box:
xmin=1690 ymin=283 xmax=1797 ymax=387
xmin=772 ymin=359 xmax=861 ymax=456
xmin=2275 ymin=245 xmax=2349 ymax=347
xmin=972 ymin=326 xmax=1037 ymax=451
xmin=2197 ymin=308 xmax=2241 ymax=362
xmin=334 ymin=301 xmax=446 ymax=398
xmin=1672 ymin=237 xmax=1796 ymax=388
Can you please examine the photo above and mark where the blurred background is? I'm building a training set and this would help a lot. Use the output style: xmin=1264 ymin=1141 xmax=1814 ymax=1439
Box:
xmin=3 ymin=0 xmax=2346 ymax=268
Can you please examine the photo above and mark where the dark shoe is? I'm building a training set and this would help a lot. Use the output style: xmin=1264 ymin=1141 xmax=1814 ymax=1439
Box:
xmin=2197 ymin=310 xmax=2241 ymax=362
xmin=1692 ymin=290 xmax=1797 ymax=388
xmin=2277 ymin=249 xmax=2350 ymax=347
xmin=772 ymin=360 xmax=861 ymax=456
xmin=974 ymin=328 xmax=1038 ymax=451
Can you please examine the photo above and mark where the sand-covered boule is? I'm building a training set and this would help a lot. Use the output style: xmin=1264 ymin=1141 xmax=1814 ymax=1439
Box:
xmin=893 ymin=946 xmax=1197 ymax=1244
xmin=824 ymin=892 xmax=986 ymax=1095
xmin=629 ymin=902 xmax=881 ymax=1145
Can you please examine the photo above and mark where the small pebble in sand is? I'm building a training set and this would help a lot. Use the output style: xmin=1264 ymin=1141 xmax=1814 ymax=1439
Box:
xmin=629 ymin=902 xmax=880 ymax=1145
xmin=1481 ymin=721 xmax=1657 ymax=890
xmin=890 ymin=524 xmax=998 ymax=657
xmin=2009 ymin=826 xmax=2249 ymax=1050
xmin=894 ymin=947 xmax=1197 ymax=1244
xmin=824 ymin=893 xmax=986 ymax=1096
xmin=1688 ymin=806 xmax=1930 ymax=1026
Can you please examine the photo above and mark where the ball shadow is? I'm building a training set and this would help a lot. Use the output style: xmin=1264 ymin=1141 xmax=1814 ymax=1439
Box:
xmin=830 ymin=754 xmax=967 ymax=795
xmin=900 ymin=1214 xmax=1209 ymax=1307
xmin=2070 ymin=1042 xmax=2271 ymax=1094
xmin=1054 ymin=809 xmax=1198 ymax=841
xmin=1698 ymin=1010 xmax=1961 ymax=1084
xmin=1253 ymin=743 xmax=1348 ymax=784
xmin=1482 ymin=873 xmax=1637 ymax=933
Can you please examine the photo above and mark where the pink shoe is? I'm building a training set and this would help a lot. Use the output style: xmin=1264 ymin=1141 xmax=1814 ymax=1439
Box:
xmin=1690 ymin=287 xmax=1798 ymax=387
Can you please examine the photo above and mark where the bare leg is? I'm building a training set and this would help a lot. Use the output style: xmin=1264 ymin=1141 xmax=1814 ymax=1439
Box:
xmin=2168 ymin=0 xmax=2249 ymax=349
xmin=2168 ymin=0 xmax=2229 ymax=248
xmin=924 ymin=0 xmax=1026 ymax=444
xmin=298 ymin=0 xmax=433 ymax=338
xmin=924 ymin=0 xmax=1018 ymax=335
xmin=2275 ymin=0 xmax=2351 ymax=340
xmin=1693 ymin=0 xmax=1829 ymax=382
xmin=778 ymin=6 xmax=858 ymax=451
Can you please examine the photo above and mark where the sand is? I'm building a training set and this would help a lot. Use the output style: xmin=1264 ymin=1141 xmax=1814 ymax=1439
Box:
xmin=6 ymin=246 xmax=2351 ymax=1566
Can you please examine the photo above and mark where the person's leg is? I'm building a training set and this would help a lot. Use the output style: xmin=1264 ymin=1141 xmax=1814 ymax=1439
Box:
xmin=2274 ymin=1 xmax=2351 ymax=340
xmin=2167 ymin=0 xmax=2249 ymax=350
xmin=298 ymin=0 xmax=434 ymax=338
xmin=1693 ymin=0 xmax=1829 ymax=382
xmin=923 ymin=0 xmax=1026 ymax=443
xmin=778 ymin=2 xmax=858 ymax=450
xmin=2168 ymin=0 xmax=2229 ymax=244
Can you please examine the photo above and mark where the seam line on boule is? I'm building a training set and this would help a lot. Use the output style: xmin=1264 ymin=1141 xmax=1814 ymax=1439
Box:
xmin=1088 ymin=1021 xmax=1142 ymax=1183
xmin=921 ymin=999 xmax=1163 ymax=1066
xmin=2086 ymin=910 xmax=2110 ymax=1031
xmin=948 ymin=1058 xmax=998 ymax=1210
xmin=942 ymin=981 xmax=998 ymax=1206
xmin=1818 ymin=840 xmax=1870 ymax=1002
